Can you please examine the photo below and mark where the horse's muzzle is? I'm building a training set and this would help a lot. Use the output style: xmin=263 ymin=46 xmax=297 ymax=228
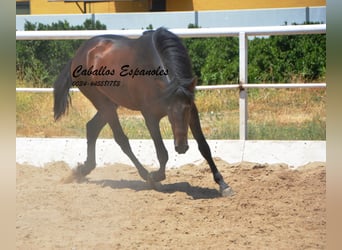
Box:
xmin=175 ymin=144 xmax=189 ymax=154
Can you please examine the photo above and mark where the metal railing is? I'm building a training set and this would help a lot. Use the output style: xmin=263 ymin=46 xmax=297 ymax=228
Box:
xmin=16 ymin=24 xmax=326 ymax=139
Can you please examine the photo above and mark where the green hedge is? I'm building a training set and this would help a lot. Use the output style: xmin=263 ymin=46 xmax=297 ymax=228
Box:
xmin=184 ymin=22 xmax=325 ymax=85
xmin=16 ymin=21 xmax=325 ymax=87
xmin=16 ymin=19 xmax=106 ymax=86
xmin=248 ymin=32 xmax=326 ymax=83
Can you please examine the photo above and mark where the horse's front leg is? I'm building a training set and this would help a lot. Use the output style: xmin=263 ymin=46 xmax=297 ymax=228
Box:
xmin=189 ymin=103 xmax=234 ymax=197
xmin=144 ymin=114 xmax=168 ymax=183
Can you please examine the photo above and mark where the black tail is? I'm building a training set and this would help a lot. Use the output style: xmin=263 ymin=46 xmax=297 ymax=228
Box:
xmin=53 ymin=60 xmax=73 ymax=121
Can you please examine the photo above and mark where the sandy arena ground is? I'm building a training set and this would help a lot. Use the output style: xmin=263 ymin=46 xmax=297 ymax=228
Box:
xmin=16 ymin=159 xmax=326 ymax=249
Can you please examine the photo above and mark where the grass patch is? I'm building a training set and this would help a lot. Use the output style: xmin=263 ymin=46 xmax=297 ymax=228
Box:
xmin=248 ymin=116 xmax=326 ymax=140
xmin=16 ymin=87 xmax=326 ymax=140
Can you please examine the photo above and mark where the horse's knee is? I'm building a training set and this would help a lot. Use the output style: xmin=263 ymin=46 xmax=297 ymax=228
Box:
xmin=158 ymin=147 xmax=168 ymax=167
xmin=114 ymin=133 xmax=132 ymax=154
xmin=114 ymin=132 xmax=128 ymax=145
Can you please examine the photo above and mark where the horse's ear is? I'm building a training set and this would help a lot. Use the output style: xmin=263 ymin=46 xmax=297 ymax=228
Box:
xmin=188 ymin=76 xmax=197 ymax=92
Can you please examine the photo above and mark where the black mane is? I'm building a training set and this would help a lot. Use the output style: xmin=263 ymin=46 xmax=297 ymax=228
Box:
xmin=151 ymin=28 xmax=195 ymax=102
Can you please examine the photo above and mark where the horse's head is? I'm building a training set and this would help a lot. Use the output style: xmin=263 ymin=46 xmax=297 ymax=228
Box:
xmin=167 ymin=77 xmax=197 ymax=154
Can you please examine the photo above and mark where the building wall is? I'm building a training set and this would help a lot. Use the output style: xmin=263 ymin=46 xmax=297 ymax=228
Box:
xmin=168 ymin=0 xmax=326 ymax=11
xmin=16 ymin=7 xmax=326 ymax=30
xmin=30 ymin=0 xmax=149 ymax=14
xmin=27 ymin=0 xmax=326 ymax=15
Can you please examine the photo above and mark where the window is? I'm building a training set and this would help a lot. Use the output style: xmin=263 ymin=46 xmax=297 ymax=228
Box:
xmin=150 ymin=0 xmax=166 ymax=11
xmin=16 ymin=1 xmax=30 ymax=15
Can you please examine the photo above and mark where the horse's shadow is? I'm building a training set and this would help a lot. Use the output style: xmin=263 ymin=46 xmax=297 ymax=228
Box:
xmin=89 ymin=179 xmax=221 ymax=199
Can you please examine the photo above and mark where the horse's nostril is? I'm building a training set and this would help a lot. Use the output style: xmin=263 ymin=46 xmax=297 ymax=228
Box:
xmin=175 ymin=144 xmax=189 ymax=154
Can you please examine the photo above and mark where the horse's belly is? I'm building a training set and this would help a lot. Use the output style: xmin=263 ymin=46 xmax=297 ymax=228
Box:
xmin=97 ymin=84 xmax=141 ymax=110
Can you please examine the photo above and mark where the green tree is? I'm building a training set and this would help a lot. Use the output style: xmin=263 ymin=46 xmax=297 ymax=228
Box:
xmin=16 ymin=19 xmax=106 ymax=87
xmin=184 ymin=22 xmax=325 ymax=85
xmin=248 ymin=23 xmax=326 ymax=83
xmin=17 ymin=20 xmax=325 ymax=87
xmin=184 ymin=36 xmax=239 ymax=85
xmin=200 ymin=37 xmax=239 ymax=84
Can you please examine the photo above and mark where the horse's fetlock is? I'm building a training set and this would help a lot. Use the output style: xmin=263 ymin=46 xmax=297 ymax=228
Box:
xmin=213 ymin=172 xmax=223 ymax=184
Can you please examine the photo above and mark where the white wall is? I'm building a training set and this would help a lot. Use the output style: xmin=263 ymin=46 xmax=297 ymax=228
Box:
xmin=16 ymin=7 xmax=326 ymax=30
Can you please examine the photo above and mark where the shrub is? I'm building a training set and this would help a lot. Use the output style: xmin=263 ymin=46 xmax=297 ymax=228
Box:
xmin=183 ymin=22 xmax=325 ymax=85
xmin=16 ymin=21 xmax=325 ymax=87
xmin=16 ymin=19 xmax=106 ymax=87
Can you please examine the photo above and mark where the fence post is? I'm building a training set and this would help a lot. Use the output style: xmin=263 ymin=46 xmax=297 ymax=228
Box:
xmin=239 ymin=32 xmax=248 ymax=140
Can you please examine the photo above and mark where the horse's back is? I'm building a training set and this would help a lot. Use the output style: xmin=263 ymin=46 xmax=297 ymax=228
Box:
xmin=71 ymin=32 xmax=166 ymax=113
xmin=74 ymin=34 xmax=131 ymax=61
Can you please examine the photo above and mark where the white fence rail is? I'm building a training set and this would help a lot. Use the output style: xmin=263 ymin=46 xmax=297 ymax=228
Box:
xmin=16 ymin=25 xmax=326 ymax=40
xmin=16 ymin=24 xmax=326 ymax=140
xmin=16 ymin=83 xmax=326 ymax=93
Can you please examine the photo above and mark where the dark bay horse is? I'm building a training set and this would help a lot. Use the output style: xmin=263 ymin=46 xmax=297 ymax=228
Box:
xmin=54 ymin=27 xmax=233 ymax=196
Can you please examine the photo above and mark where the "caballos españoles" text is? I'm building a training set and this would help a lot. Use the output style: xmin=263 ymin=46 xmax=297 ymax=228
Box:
xmin=72 ymin=64 xmax=169 ymax=79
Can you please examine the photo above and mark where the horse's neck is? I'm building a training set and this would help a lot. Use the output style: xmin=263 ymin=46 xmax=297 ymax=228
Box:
xmin=150 ymin=33 xmax=171 ymax=84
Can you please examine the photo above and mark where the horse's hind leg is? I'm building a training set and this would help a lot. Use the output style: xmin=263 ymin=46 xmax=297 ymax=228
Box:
xmin=74 ymin=112 xmax=107 ymax=177
xmin=107 ymin=108 xmax=150 ymax=181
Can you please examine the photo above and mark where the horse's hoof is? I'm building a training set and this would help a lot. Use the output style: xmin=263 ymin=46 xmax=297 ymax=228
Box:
xmin=220 ymin=186 xmax=235 ymax=197
xmin=149 ymin=171 xmax=166 ymax=182
xmin=149 ymin=181 xmax=163 ymax=191
xmin=147 ymin=173 xmax=163 ymax=190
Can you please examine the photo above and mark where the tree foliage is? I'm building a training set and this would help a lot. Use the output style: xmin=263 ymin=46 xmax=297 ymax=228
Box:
xmin=16 ymin=20 xmax=325 ymax=87
xmin=184 ymin=37 xmax=239 ymax=85
xmin=184 ymin=23 xmax=325 ymax=85
xmin=16 ymin=19 xmax=106 ymax=86
xmin=248 ymin=33 xmax=326 ymax=83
